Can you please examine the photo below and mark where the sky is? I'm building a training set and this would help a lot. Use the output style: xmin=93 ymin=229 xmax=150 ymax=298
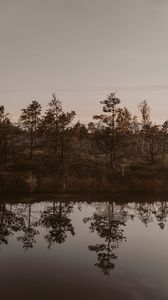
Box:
xmin=0 ymin=0 xmax=168 ymax=123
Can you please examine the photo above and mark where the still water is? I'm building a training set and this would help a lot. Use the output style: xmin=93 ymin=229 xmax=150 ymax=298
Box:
xmin=0 ymin=194 xmax=168 ymax=300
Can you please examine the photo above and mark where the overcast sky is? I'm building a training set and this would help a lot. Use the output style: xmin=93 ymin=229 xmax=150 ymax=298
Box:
xmin=1 ymin=0 xmax=168 ymax=123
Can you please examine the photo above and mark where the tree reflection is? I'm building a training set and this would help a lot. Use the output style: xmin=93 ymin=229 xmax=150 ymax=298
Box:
xmin=0 ymin=203 xmax=24 ymax=249
xmin=1 ymin=199 xmax=168 ymax=254
xmin=17 ymin=203 xmax=39 ymax=250
xmin=134 ymin=201 xmax=168 ymax=230
xmin=153 ymin=202 xmax=168 ymax=230
xmin=134 ymin=202 xmax=154 ymax=227
xmin=84 ymin=202 xmax=126 ymax=275
xmin=39 ymin=201 xmax=75 ymax=248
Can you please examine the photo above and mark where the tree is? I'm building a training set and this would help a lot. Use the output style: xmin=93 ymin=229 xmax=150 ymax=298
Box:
xmin=42 ymin=94 xmax=76 ymax=163
xmin=142 ymin=124 xmax=159 ymax=164
xmin=138 ymin=100 xmax=151 ymax=127
xmin=88 ymin=121 xmax=107 ymax=155
xmin=84 ymin=202 xmax=126 ymax=275
xmin=73 ymin=121 xmax=88 ymax=138
xmin=17 ymin=204 xmax=39 ymax=250
xmin=0 ymin=203 xmax=24 ymax=249
xmin=20 ymin=101 xmax=42 ymax=160
xmin=42 ymin=94 xmax=62 ymax=159
xmin=68 ymin=121 xmax=88 ymax=160
xmin=161 ymin=120 xmax=168 ymax=154
xmin=148 ymin=125 xmax=160 ymax=164
xmin=135 ymin=202 xmax=154 ymax=227
xmin=116 ymin=107 xmax=132 ymax=135
xmin=153 ymin=201 xmax=168 ymax=230
xmin=59 ymin=111 xmax=76 ymax=162
xmin=39 ymin=201 xmax=75 ymax=248
xmin=138 ymin=101 xmax=159 ymax=163
xmin=0 ymin=106 xmax=11 ymax=162
xmin=131 ymin=115 xmax=146 ymax=155
xmin=94 ymin=93 xmax=121 ymax=164
xmin=132 ymin=115 xmax=140 ymax=135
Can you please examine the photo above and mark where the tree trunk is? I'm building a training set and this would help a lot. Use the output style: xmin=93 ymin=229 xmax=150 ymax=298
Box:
xmin=28 ymin=204 xmax=31 ymax=230
xmin=163 ymin=136 xmax=166 ymax=154
xmin=30 ymin=129 xmax=33 ymax=160
xmin=150 ymin=137 xmax=154 ymax=164
xmin=60 ymin=135 xmax=64 ymax=163
xmin=111 ymin=107 xmax=116 ymax=165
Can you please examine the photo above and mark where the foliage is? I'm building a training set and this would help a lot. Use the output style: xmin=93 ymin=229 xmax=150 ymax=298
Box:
xmin=0 ymin=93 xmax=168 ymax=193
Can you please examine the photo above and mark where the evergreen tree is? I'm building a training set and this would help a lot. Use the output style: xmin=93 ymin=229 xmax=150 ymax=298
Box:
xmin=116 ymin=107 xmax=132 ymax=134
xmin=42 ymin=94 xmax=76 ymax=163
xmin=20 ymin=101 xmax=42 ymax=160
xmin=0 ymin=106 xmax=11 ymax=162
xmin=94 ymin=93 xmax=121 ymax=164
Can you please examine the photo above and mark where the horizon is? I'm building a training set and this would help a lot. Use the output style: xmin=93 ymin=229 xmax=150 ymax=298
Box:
xmin=2 ymin=88 xmax=168 ymax=125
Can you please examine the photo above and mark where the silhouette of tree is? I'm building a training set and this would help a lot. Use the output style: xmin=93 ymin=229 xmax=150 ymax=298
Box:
xmin=93 ymin=92 xmax=121 ymax=164
xmin=42 ymin=94 xmax=76 ymax=163
xmin=138 ymin=100 xmax=151 ymax=128
xmin=19 ymin=100 xmax=42 ymax=160
xmin=0 ymin=106 xmax=12 ymax=162
xmin=0 ymin=203 xmax=24 ymax=249
xmin=39 ymin=201 xmax=75 ymax=248
xmin=84 ymin=202 xmax=126 ymax=275
xmin=161 ymin=120 xmax=168 ymax=154
xmin=143 ymin=124 xmax=159 ymax=164
xmin=132 ymin=115 xmax=140 ymax=134
xmin=135 ymin=202 xmax=154 ymax=227
xmin=116 ymin=107 xmax=132 ymax=135
xmin=153 ymin=202 xmax=168 ymax=230
xmin=17 ymin=204 xmax=39 ymax=250
xmin=88 ymin=121 xmax=107 ymax=155
xmin=138 ymin=101 xmax=159 ymax=163
xmin=72 ymin=121 xmax=88 ymax=158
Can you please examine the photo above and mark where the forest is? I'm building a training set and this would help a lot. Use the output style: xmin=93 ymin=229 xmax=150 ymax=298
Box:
xmin=0 ymin=92 xmax=168 ymax=194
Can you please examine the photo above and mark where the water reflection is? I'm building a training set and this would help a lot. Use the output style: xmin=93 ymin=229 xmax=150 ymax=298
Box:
xmin=154 ymin=202 xmax=168 ymax=230
xmin=39 ymin=201 xmax=75 ymax=248
xmin=17 ymin=204 xmax=39 ymax=250
xmin=1 ymin=198 xmax=168 ymax=276
xmin=84 ymin=202 xmax=127 ymax=275
xmin=135 ymin=201 xmax=168 ymax=229
xmin=0 ymin=203 xmax=24 ymax=248
xmin=135 ymin=202 xmax=154 ymax=226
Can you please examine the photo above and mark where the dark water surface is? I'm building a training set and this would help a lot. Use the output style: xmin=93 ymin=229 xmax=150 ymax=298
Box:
xmin=0 ymin=194 xmax=168 ymax=300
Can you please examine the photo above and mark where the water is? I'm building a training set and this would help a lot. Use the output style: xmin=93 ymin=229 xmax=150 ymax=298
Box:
xmin=0 ymin=194 xmax=168 ymax=300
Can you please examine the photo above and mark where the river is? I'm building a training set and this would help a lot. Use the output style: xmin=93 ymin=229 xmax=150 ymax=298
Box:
xmin=0 ymin=194 xmax=168 ymax=300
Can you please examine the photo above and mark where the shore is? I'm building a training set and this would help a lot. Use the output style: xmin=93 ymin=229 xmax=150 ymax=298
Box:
xmin=0 ymin=163 xmax=167 ymax=194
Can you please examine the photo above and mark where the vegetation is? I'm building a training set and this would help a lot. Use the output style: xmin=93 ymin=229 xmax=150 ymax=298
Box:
xmin=1 ymin=92 xmax=168 ymax=194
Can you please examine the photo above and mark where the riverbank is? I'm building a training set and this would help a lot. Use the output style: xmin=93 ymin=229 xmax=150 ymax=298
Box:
xmin=0 ymin=162 xmax=168 ymax=194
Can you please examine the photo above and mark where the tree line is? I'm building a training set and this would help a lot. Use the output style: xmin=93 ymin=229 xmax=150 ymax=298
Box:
xmin=0 ymin=92 xmax=168 ymax=171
